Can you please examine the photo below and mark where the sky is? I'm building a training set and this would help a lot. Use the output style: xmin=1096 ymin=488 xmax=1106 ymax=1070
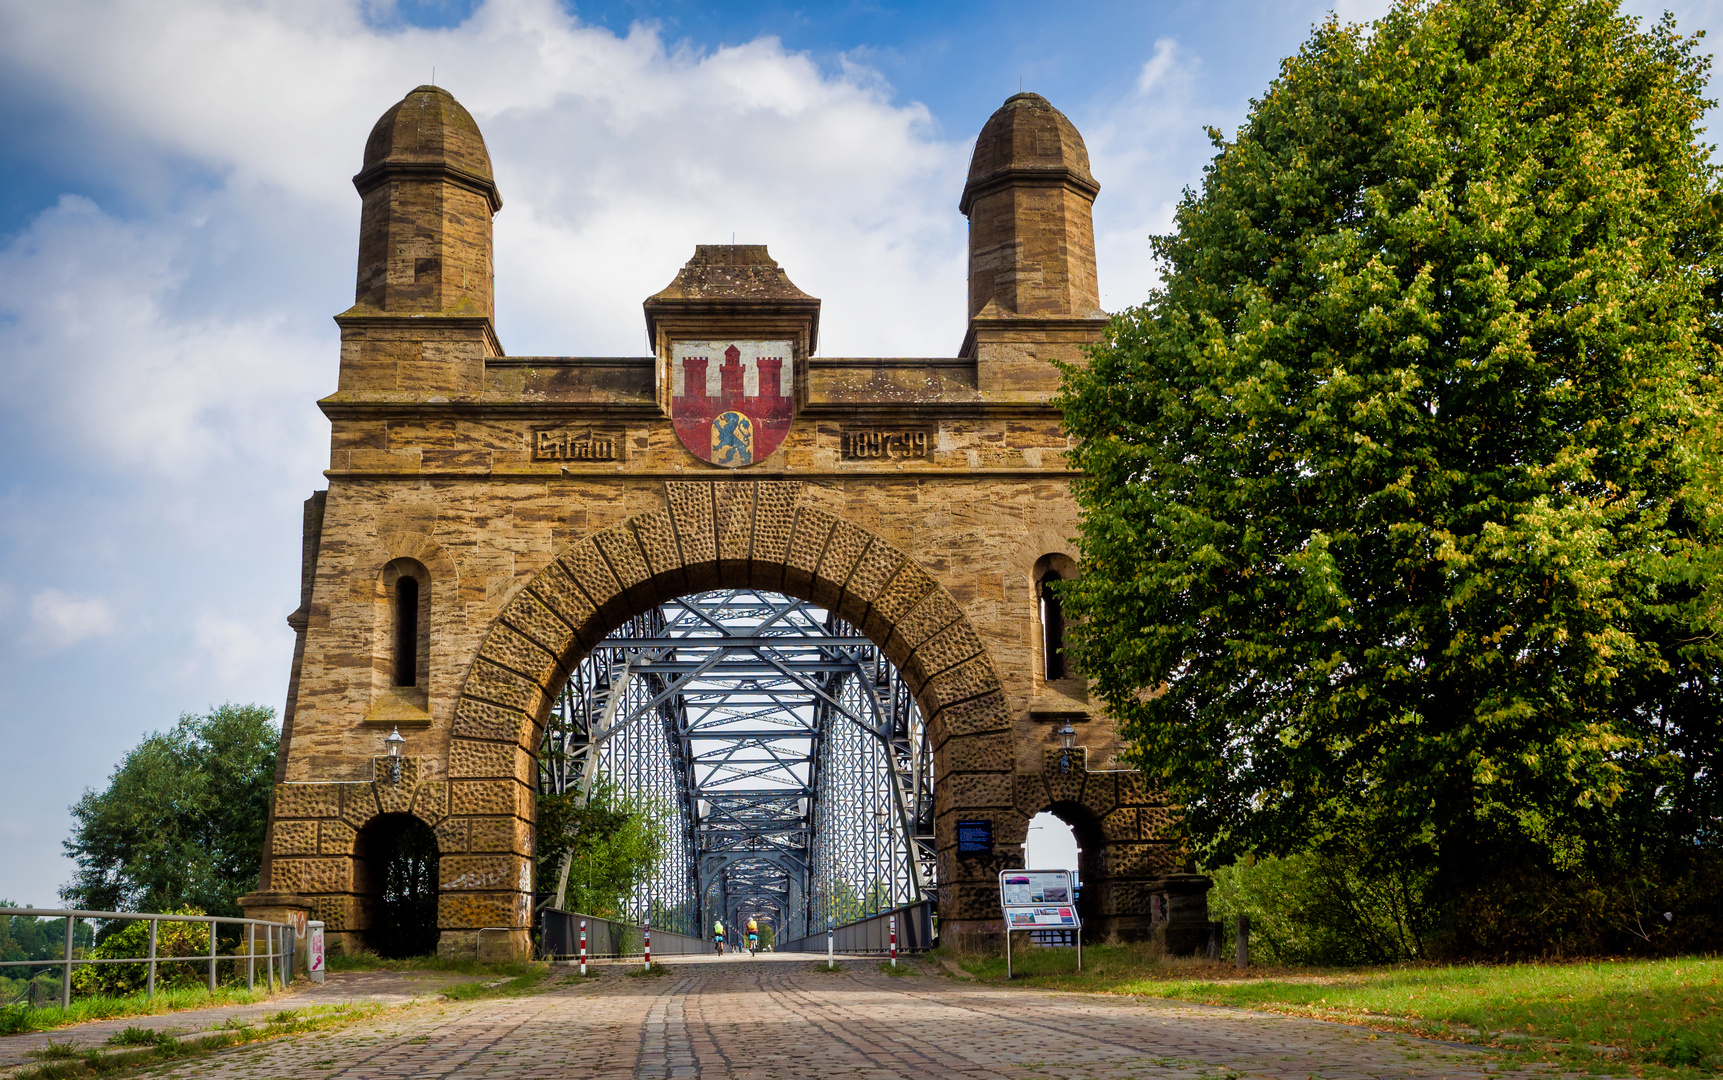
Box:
xmin=1 ymin=0 xmax=1718 ymax=907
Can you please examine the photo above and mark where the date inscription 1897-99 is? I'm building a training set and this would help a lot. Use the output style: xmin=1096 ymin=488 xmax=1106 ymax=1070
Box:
xmin=842 ymin=430 xmax=931 ymax=460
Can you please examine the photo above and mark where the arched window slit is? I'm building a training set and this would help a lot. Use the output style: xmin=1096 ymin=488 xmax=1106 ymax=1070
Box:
xmin=393 ymin=576 xmax=419 ymax=687
xmin=1041 ymin=572 xmax=1065 ymax=681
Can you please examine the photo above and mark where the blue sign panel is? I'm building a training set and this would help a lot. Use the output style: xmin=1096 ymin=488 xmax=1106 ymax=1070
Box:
xmin=957 ymin=819 xmax=992 ymax=856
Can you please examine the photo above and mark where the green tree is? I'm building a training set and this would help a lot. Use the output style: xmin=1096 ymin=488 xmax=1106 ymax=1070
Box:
xmin=536 ymin=781 xmax=666 ymax=919
xmin=1059 ymin=0 xmax=1723 ymax=946
xmin=0 ymin=902 xmax=92 ymax=963
xmin=60 ymin=705 xmax=279 ymax=919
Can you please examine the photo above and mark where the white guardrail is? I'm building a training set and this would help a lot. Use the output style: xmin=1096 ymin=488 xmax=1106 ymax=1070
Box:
xmin=0 ymin=908 xmax=297 ymax=1009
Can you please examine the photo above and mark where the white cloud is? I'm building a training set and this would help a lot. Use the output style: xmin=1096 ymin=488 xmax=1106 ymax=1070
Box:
xmin=0 ymin=0 xmax=969 ymax=357
xmin=186 ymin=611 xmax=273 ymax=687
xmin=27 ymin=588 xmax=116 ymax=648
xmin=1136 ymin=38 xmax=1181 ymax=95
xmin=0 ymin=195 xmax=331 ymax=479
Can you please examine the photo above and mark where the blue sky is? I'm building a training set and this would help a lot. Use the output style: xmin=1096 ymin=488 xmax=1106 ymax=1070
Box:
xmin=0 ymin=0 xmax=1716 ymax=906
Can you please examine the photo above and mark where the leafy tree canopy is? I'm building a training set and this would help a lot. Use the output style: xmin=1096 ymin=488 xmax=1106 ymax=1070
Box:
xmin=1059 ymin=0 xmax=1723 ymax=915
xmin=60 ymin=705 xmax=279 ymax=919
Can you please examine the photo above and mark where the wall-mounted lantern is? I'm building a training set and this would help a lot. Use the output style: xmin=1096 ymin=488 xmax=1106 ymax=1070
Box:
xmin=1058 ymin=723 xmax=1076 ymax=774
xmin=385 ymin=726 xmax=406 ymax=783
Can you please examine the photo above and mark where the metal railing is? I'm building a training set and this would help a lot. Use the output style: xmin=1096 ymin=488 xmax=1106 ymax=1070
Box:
xmin=777 ymin=899 xmax=935 ymax=954
xmin=0 ymin=909 xmax=297 ymax=1009
xmin=541 ymin=909 xmax=708 ymax=959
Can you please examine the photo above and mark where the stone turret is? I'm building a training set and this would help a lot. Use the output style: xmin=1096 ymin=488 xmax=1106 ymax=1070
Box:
xmin=353 ymin=85 xmax=501 ymax=317
xmin=959 ymin=93 xmax=1106 ymax=391
xmin=336 ymin=85 xmax=503 ymax=394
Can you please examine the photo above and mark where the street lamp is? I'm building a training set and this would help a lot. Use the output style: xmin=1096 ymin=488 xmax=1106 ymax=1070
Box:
xmin=1058 ymin=723 xmax=1076 ymax=774
xmin=385 ymin=726 xmax=406 ymax=783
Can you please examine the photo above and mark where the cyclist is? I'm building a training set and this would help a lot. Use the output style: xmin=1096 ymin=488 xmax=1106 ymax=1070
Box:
xmin=746 ymin=918 xmax=759 ymax=955
xmin=712 ymin=918 xmax=725 ymax=954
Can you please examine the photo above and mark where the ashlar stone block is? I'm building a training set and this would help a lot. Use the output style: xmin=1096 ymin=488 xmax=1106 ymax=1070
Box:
xmin=448 ymin=738 xmax=520 ymax=778
xmin=528 ymin=563 xmax=601 ymax=645
xmin=782 ymin=508 xmax=835 ymax=597
xmin=272 ymin=820 xmax=318 ymax=855
xmin=437 ymin=891 xmax=526 ymax=931
xmin=467 ymin=815 xmax=533 ymax=856
xmin=274 ymin=783 xmax=341 ymax=820
xmin=810 ymin=520 xmax=870 ymax=608
xmin=477 ymin=622 xmax=561 ymax=691
xmin=451 ymin=779 xmax=527 ymax=817
xmin=500 ymin=592 xmax=577 ymax=661
xmin=412 ymin=780 xmax=450 ymax=825
xmin=935 ymin=732 xmax=1014 ymax=774
xmin=320 ymin=819 xmax=359 ymax=855
xmin=631 ymin=509 xmax=686 ymax=595
xmin=664 ymin=482 xmax=717 ymax=569
xmin=340 ymin=783 xmax=381 ymax=829
xmin=440 ymin=854 xmax=531 ymax=893
xmin=452 ymin=698 xmax=531 ymax=744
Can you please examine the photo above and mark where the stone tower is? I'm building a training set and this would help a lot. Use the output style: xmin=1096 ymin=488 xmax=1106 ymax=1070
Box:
xmin=341 ymin=85 xmax=504 ymax=396
xmin=959 ymin=92 xmax=1106 ymax=393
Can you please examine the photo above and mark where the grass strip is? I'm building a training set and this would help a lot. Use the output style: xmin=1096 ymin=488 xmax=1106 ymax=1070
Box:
xmin=0 ymin=987 xmax=273 ymax=1036
xmin=323 ymin=952 xmax=533 ymax=977
xmin=7 ymin=960 xmax=557 ymax=1078
xmin=956 ymin=947 xmax=1723 ymax=1077
xmin=437 ymin=963 xmax=546 ymax=1001
xmin=9 ymin=1002 xmax=387 ymax=1080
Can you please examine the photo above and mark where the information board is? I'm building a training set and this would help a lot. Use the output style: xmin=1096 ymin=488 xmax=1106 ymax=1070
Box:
xmin=957 ymin=819 xmax=993 ymax=856
xmin=998 ymin=869 xmax=1079 ymax=928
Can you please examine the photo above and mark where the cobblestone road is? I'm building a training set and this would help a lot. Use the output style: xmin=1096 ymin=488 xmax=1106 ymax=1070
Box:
xmin=78 ymin=958 xmax=1571 ymax=1080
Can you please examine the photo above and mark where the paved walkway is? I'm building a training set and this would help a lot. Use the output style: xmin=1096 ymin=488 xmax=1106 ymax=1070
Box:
xmin=10 ymin=957 xmax=1581 ymax=1080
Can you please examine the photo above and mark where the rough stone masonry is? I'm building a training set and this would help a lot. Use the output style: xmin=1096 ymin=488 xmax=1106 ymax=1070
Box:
xmin=241 ymin=85 xmax=1214 ymax=959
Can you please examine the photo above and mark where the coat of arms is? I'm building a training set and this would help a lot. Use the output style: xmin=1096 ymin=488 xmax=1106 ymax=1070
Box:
xmin=670 ymin=341 xmax=793 ymax=468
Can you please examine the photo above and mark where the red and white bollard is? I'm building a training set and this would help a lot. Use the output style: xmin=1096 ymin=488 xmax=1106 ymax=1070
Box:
xmin=643 ymin=924 xmax=651 ymax=971
xmin=579 ymin=920 xmax=587 ymax=976
xmin=889 ymin=915 xmax=897 ymax=968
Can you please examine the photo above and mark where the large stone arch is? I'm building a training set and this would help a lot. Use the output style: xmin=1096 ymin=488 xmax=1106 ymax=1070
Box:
xmin=436 ymin=479 xmax=1018 ymax=957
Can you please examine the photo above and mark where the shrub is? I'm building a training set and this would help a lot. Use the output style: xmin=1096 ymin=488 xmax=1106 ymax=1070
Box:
xmin=71 ymin=909 xmax=215 ymax=997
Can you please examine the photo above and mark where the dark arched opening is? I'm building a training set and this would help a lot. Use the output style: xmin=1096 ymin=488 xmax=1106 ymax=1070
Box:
xmin=355 ymin=813 xmax=440 ymax=958
xmin=1040 ymin=573 xmax=1065 ymax=681
xmin=393 ymin=576 xmax=420 ymax=686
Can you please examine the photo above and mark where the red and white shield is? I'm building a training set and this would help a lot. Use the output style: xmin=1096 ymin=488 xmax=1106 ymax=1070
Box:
xmin=670 ymin=341 xmax=794 ymax=468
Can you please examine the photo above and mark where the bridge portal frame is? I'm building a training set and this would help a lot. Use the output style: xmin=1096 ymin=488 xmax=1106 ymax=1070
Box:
xmin=246 ymin=85 xmax=1212 ymax=960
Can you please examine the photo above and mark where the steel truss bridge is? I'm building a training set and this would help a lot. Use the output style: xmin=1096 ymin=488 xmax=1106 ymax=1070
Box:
xmin=537 ymin=589 xmax=936 ymax=942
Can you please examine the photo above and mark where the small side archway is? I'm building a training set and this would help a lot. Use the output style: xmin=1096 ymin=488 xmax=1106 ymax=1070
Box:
xmin=353 ymin=812 xmax=441 ymax=957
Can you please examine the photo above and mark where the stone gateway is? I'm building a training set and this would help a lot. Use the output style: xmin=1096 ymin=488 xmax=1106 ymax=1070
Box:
xmin=241 ymin=85 xmax=1213 ymax=959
